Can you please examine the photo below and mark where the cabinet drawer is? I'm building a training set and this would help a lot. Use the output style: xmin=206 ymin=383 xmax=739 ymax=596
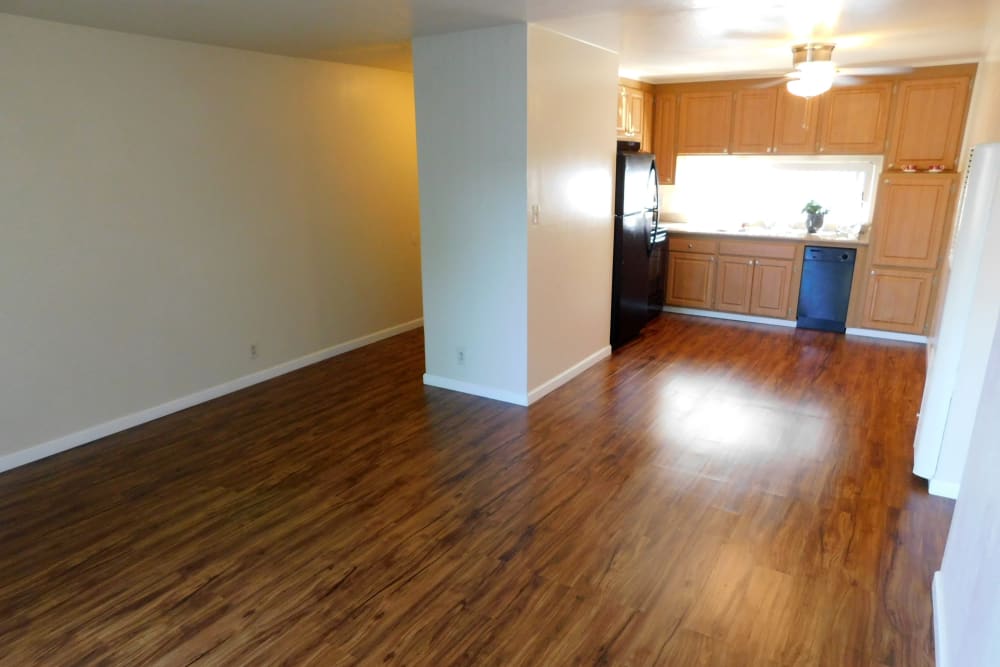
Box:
xmin=718 ymin=240 xmax=796 ymax=260
xmin=669 ymin=237 xmax=718 ymax=254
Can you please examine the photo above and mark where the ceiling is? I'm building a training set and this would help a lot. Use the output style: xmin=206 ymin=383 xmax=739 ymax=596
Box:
xmin=0 ymin=0 xmax=988 ymax=79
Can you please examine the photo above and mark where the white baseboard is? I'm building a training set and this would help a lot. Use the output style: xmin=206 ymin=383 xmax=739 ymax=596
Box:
xmin=527 ymin=346 xmax=611 ymax=405
xmin=929 ymin=478 xmax=961 ymax=499
xmin=663 ymin=306 xmax=797 ymax=328
xmin=422 ymin=374 xmax=529 ymax=406
xmin=0 ymin=318 xmax=424 ymax=475
xmin=933 ymin=571 xmax=949 ymax=667
xmin=846 ymin=327 xmax=928 ymax=344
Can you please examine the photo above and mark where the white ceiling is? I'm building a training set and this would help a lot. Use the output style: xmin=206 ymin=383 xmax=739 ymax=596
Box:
xmin=0 ymin=0 xmax=988 ymax=80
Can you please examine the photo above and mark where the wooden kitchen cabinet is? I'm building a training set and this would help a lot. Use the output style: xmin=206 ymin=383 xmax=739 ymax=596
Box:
xmin=677 ymin=91 xmax=733 ymax=153
xmin=714 ymin=256 xmax=755 ymax=313
xmin=617 ymin=85 xmax=646 ymax=143
xmin=617 ymin=85 xmax=628 ymax=136
xmin=773 ymin=90 xmax=820 ymax=154
xmin=750 ymin=258 xmax=794 ymax=318
xmin=653 ymin=93 xmax=678 ymax=184
xmin=640 ymin=92 xmax=654 ymax=152
xmin=666 ymin=252 xmax=716 ymax=308
xmin=861 ymin=268 xmax=933 ymax=334
xmin=871 ymin=173 xmax=956 ymax=270
xmin=732 ymin=88 xmax=777 ymax=154
xmin=886 ymin=76 xmax=971 ymax=171
xmin=818 ymin=82 xmax=893 ymax=154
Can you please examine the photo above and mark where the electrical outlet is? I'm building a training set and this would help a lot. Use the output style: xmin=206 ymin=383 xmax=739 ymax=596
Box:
xmin=457 ymin=347 xmax=465 ymax=366
xmin=250 ymin=344 xmax=258 ymax=359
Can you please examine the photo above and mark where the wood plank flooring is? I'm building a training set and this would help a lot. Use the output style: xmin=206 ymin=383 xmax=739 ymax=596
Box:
xmin=0 ymin=315 xmax=954 ymax=666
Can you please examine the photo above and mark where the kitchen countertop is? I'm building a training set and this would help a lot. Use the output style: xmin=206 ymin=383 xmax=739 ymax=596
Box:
xmin=659 ymin=222 xmax=870 ymax=248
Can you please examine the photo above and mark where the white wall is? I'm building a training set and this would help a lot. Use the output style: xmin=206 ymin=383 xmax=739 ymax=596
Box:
xmin=936 ymin=319 xmax=1000 ymax=667
xmin=917 ymin=2 xmax=1000 ymax=495
xmin=526 ymin=25 xmax=617 ymax=391
xmin=413 ymin=23 xmax=619 ymax=404
xmin=412 ymin=25 xmax=530 ymax=401
xmin=0 ymin=14 xmax=422 ymax=465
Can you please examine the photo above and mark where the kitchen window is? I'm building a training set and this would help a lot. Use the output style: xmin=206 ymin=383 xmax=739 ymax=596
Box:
xmin=661 ymin=155 xmax=882 ymax=233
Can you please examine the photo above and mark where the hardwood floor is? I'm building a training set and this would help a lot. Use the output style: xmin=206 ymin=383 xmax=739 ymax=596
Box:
xmin=0 ymin=315 xmax=954 ymax=666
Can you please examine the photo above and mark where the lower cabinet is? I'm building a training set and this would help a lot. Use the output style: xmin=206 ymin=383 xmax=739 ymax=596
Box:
xmin=666 ymin=252 xmax=716 ymax=309
xmin=861 ymin=268 xmax=933 ymax=334
xmin=713 ymin=255 xmax=794 ymax=317
xmin=715 ymin=256 xmax=755 ymax=313
xmin=750 ymin=258 xmax=794 ymax=318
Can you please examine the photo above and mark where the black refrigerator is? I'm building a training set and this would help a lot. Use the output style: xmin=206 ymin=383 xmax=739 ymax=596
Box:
xmin=611 ymin=144 xmax=661 ymax=349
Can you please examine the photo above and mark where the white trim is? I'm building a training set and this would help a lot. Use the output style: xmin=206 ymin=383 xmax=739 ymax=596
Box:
xmin=846 ymin=327 xmax=928 ymax=344
xmin=527 ymin=346 xmax=611 ymax=405
xmin=422 ymin=374 xmax=529 ymax=406
xmin=933 ymin=571 xmax=950 ymax=667
xmin=663 ymin=306 xmax=797 ymax=328
xmin=0 ymin=318 xmax=424 ymax=475
xmin=929 ymin=478 xmax=961 ymax=499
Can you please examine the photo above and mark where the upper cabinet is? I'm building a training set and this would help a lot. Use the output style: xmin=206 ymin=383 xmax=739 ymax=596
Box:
xmin=732 ymin=89 xmax=778 ymax=153
xmin=617 ymin=84 xmax=647 ymax=145
xmin=871 ymin=173 xmax=957 ymax=270
xmin=652 ymin=94 xmax=678 ymax=185
xmin=773 ymin=90 xmax=820 ymax=154
xmin=818 ymin=82 xmax=893 ymax=154
xmin=886 ymin=76 xmax=971 ymax=171
xmin=616 ymin=86 xmax=628 ymax=136
xmin=677 ymin=91 xmax=733 ymax=153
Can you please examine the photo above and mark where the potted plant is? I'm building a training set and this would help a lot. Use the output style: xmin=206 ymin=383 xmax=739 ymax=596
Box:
xmin=802 ymin=200 xmax=829 ymax=233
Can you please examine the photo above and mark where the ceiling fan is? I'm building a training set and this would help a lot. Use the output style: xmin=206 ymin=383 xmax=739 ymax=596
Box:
xmin=758 ymin=42 xmax=912 ymax=98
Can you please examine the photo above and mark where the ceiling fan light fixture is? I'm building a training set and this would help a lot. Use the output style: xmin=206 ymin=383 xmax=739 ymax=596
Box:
xmin=791 ymin=42 xmax=836 ymax=70
xmin=786 ymin=71 xmax=834 ymax=98
xmin=787 ymin=43 xmax=837 ymax=97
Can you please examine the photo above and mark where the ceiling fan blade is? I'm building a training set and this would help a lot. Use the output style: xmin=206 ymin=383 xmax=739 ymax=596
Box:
xmin=832 ymin=75 xmax=866 ymax=87
xmin=837 ymin=65 xmax=914 ymax=76
xmin=751 ymin=77 xmax=794 ymax=89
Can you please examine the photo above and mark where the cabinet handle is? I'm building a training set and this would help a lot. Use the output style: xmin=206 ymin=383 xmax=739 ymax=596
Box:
xmin=871 ymin=270 xmax=876 ymax=276
xmin=748 ymin=260 xmax=754 ymax=265
xmin=688 ymin=242 xmax=694 ymax=248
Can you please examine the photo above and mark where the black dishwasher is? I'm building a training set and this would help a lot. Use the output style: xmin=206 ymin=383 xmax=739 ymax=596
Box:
xmin=797 ymin=246 xmax=856 ymax=333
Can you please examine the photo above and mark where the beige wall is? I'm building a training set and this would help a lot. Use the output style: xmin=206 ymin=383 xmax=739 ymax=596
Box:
xmin=0 ymin=14 xmax=422 ymax=462
xmin=527 ymin=26 xmax=618 ymax=390
xmin=963 ymin=1 xmax=1000 ymax=146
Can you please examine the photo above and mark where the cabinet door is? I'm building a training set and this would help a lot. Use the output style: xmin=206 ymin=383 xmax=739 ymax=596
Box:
xmin=653 ymin=94 xmax=678 ymax=185
xmin=862 ymin=268 xmax=933 ymax=334
xmin=818 ymin=82 xmax=893 ymax=154
xmin=640 ymin=92 xmax=654 ymax=153
xmin=677 ymin=91 xmax=734 ymax=153
xmin=773 ymin=90 xmax=819 ymax=154
xmin=714 ymin=256 xmax=754 ymax=313
xmin=732 ymin=88 xmax=777 ymax=153
xmin=666 ymin=252 xmax=716 ymax=309
xmin=871 ymin=173 xmax=955 ymax=269
xmin=750 ymin=258 xmax=794 ymax=318
xmin=886 ymin=77 xmax=970 ymax=171
xmin=616 ymin=85 xmax=628 ymax=137
xmin=628 ymin=89 xmax=645 ymax=141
